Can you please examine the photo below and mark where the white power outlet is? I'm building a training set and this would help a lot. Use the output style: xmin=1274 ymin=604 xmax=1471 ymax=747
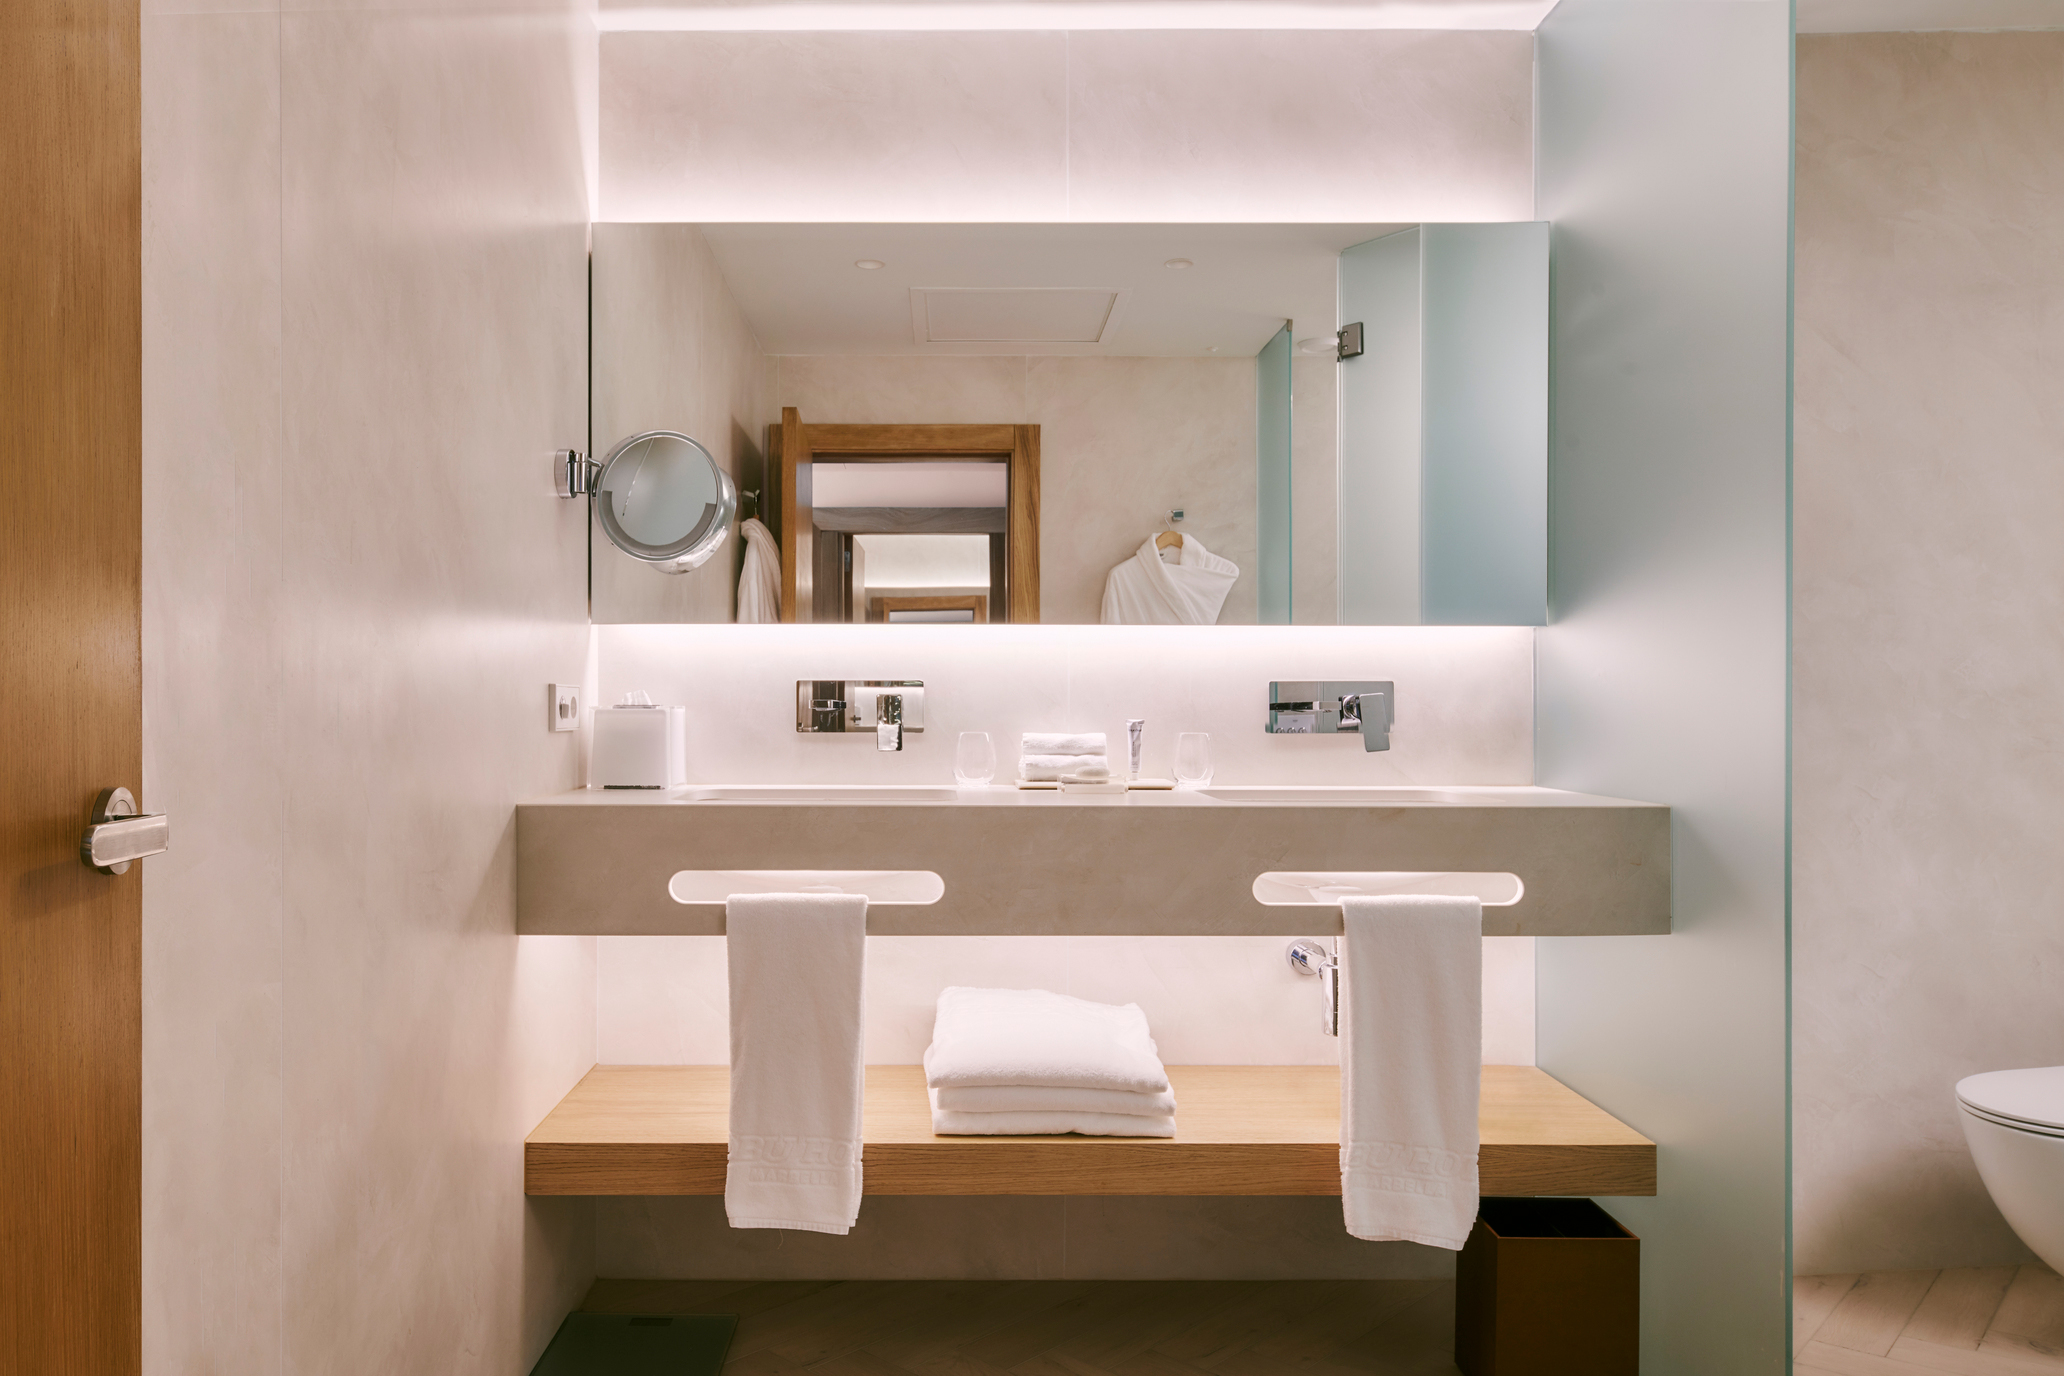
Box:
xmin=549 ymin=683 xmax=581 ymax=732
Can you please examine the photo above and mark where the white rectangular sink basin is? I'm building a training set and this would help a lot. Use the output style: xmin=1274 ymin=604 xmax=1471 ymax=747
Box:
xmin=674 ymin=784 xmax=959 ymax=803
xmin=1198 ymin=786 xmax=1472 ymax=804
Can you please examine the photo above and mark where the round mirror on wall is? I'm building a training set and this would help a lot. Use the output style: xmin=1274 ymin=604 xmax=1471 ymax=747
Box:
xmin=592 ymin=430 xmax=736 ymax=574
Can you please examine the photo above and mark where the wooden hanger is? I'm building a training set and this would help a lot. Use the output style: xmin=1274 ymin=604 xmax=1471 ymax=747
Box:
xmin=1155 ymin=530 xmax=1184 ymax=551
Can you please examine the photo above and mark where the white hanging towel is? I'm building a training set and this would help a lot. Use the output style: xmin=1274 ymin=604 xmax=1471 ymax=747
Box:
xmin=1099 ymin=534 xmax=1239 ymax=625
xmin=725 ymin=892 xmax=867 ymax=1234
xmin=1339 ymin=893 xmax=1483 ymax=1250
xmin=735 ymin=517 xmax=781 ymax=624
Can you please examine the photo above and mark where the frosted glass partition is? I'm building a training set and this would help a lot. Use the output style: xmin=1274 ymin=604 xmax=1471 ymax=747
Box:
xmin=1256 ymin=324 xmax=1293 ymax=624
xmin=1339 ymin=224 xmax=1548 ymax=626
xmin=1421 ymin=223 xmax=1549 ymax=625
xmin=1339 ymin=230 xmax=1423 ymax=625
xmin=1535 ymin=3 xmax=1794 ymax=1373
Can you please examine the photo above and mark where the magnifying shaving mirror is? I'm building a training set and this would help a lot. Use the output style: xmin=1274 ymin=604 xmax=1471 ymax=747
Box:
xmin=558 ymin=430 xmax=736 ymax=574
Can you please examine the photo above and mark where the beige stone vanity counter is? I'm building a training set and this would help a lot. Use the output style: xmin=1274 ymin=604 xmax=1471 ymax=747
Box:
xmin=515 ymin=784 xmax=1669 ymax=936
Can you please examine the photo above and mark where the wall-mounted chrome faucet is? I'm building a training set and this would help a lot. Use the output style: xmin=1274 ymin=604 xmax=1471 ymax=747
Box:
xmin=1265 ymin=680 xmax=1394 ymax=751
xmin=1286 ymin=938 xmax=1340 ymax=1036
xmin=795 ymin=681 xmax=925 ymax=751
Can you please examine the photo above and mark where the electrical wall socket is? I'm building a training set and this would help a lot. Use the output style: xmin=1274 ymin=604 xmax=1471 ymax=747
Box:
xmin=549 ymin=683 xmax=581 ymax=732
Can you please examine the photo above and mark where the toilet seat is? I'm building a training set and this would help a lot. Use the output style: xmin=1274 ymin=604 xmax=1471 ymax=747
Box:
xmin=1957 ymin=1067 xmax=2064 ymax=1135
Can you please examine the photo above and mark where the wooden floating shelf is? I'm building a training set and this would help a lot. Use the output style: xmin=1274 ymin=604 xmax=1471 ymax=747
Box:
xmin=525 ymin=1065 xmax=1655 ymax=1199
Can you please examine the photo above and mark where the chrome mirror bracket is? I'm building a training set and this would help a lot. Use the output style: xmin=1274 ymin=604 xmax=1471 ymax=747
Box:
xmin=554 ymin=449 xmax=599 ymax=498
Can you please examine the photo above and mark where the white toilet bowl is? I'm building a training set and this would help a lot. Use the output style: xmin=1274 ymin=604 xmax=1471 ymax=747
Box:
xmin=1958 ymin=1066 xmax=2064 ymax=1275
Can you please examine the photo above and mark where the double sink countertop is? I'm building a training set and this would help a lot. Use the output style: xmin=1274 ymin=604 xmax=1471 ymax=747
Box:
xmin=515 ymin=783 xmax=1670 ymax=937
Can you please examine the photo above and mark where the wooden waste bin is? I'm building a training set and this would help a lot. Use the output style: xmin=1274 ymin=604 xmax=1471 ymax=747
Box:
xmin=1454 ymin=1196 xmax=1639 ymax=1375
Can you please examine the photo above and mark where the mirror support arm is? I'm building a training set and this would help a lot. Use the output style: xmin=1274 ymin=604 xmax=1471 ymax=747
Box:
xmin=554 ymin=449 xmax=599 ymax=498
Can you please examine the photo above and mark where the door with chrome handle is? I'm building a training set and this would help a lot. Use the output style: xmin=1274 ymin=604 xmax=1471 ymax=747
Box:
xmin=80 ymin=787 xmax=169 ymax=875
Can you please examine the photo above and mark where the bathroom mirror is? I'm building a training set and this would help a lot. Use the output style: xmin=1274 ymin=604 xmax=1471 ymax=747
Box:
xmin=587 ymin=430 xmax=737 ymax=574
xmin=589 ymin=222 xmax=1546 ymax=626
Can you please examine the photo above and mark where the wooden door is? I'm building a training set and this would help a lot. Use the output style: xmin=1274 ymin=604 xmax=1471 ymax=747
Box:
xmin=771 ymin=418 xmax=1040 ymax=624
xmin=2 ymin=0 xmax=145 ymax=1367
xmin=777 ymin=406 xmax=814 ymax=622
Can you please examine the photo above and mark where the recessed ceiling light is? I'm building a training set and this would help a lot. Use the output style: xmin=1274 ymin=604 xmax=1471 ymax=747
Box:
xmin=1163 ymin=258 xmax=1193 ymax=269
xmin=855 ymin=259 xmax=885 ymax=270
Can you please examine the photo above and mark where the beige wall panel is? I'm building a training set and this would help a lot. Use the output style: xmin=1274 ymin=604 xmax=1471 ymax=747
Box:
xmin=600 ymin=31 xmax=1070 ymax=222
xmin=772 ymin=354 xmax=1029 ymax=424
xmin=592 ymin=223 xmax=768 ymax=625
xmin=599 ymin=30 xmax=1530 ymax=224
xmin=1794 ymin=32 xmax=2064 ymax=1273
xmin=1029 ymin=356 xmax=1259 ymax=625
xmin=1065 ymin=30 xmax=1535 ymax=222
xmin=142 ymin=13 xmax=287 ymax=1369
xmin=144 ymin=3 xmax=602 ymax=1372
xmin=275 ymin=8 xmax=599 ymax=1364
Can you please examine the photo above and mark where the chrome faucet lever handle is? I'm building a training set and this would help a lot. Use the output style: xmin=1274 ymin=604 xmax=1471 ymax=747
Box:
xmin=876 ymin=694 xmax=904 ymax=752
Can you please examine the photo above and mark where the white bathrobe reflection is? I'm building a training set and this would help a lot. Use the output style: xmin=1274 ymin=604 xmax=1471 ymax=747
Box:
xmin=1099 ymin=533 xmax=1240 ymax=625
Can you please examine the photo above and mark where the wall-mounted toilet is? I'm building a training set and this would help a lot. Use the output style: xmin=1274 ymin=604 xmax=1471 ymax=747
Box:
xmin=1958 ymin=1067 xmax=2064 ymax=1273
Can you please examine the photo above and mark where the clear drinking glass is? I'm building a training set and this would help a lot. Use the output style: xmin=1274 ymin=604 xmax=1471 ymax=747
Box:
xmin=954 ymin=732 xmax=996 ymax=787
xmin=1173 ymin=732 xmax=1214 ymax=789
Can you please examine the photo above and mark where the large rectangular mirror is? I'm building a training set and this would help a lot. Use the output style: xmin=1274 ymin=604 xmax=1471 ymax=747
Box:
xmin=589 ymin=222 xmax=1546 ymax=626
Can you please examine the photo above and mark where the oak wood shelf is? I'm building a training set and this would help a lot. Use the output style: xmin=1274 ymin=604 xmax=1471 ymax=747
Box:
xmin=525 ymin=1064 xmax=1656 ymax=1199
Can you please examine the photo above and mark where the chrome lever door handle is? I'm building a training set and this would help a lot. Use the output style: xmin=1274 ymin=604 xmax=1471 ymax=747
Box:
xmin=81 ymin=787 xmax=169 ymax=875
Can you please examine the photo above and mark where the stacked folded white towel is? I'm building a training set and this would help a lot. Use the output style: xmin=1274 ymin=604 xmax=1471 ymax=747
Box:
xmin=1019 ymin=732 xmax=1109 ymax=783
xmin=923 ymin=986 xmax=1176 ymax=1137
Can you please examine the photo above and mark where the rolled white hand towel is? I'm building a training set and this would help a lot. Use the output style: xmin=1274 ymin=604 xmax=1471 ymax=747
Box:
xmin=928 ymin=1093 xmax=1176 ymax=1138
xmin=1019 ymin=754 xmax=1110 ymax=782
xmin=1022 ymin=732 xmax=1106 ymax=757
xmin=924 ymin=986 xmax=1170 ymax=1093
xmin=934 ymin=1083 xmax=1177 ymax=1116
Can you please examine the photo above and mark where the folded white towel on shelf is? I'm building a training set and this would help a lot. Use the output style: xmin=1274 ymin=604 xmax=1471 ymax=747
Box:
xmin=924 ymin=986 xmax=1170 ymax=1093
xmin=724 ymin=892 xmax=868 ymax=1235
xmin=1018 ymin=754 xmax=1110 ymax=782
xmin=928 ymin=1092 xmax=1177 ymax=1138
xmin=1339 ymin=893 xmax=1482 ymax=1251
xmin=1021 ymin=732 xmax=1107 ymax=757
xmin=933 ymin=1083 xmax=1177 ymax=1116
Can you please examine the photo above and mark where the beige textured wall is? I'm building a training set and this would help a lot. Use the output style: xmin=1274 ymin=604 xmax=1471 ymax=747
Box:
xmin=591 ymin=224 xmax=769 ymax=624
xmin=1795 ymin=32 xmax=2064 ymax=1274
xmin=600 ymin=30 xmax=1533 ymax=224
xmin=769 ymin=354 xmax=1268 ymax=625
xmin=142 ymin=2 xmax=599 ymax=1369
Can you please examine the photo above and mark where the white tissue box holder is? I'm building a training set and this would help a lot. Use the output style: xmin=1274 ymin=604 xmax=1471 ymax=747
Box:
xmin=591 ymin=705 xmax=687 ymax=788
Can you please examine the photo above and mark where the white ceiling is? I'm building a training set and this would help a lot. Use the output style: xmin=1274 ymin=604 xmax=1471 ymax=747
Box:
xmin=697 ymin=222 xmax=1405 ymax=357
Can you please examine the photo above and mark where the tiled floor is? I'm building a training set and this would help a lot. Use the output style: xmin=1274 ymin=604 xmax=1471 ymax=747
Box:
xmin=1798 ymin=1267 xmax=2064 ymax=1374
xmin=580 ymin=1278 xmax=1465 ymax=1375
